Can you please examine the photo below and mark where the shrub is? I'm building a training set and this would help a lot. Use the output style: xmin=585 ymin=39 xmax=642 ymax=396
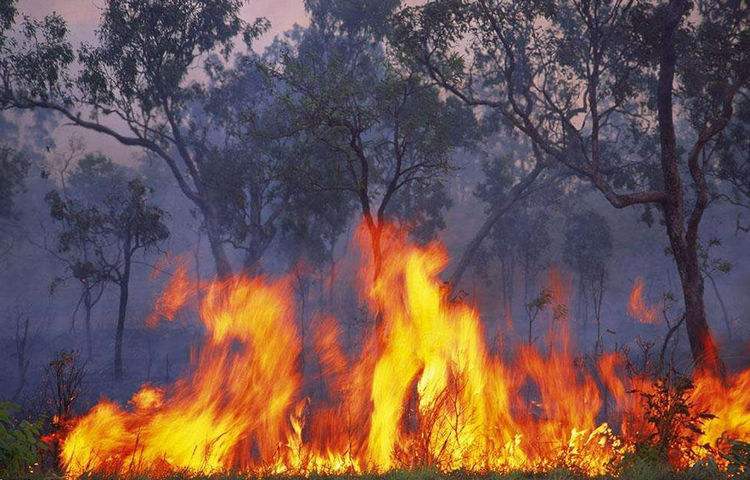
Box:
xmin=0 ymin=401 xmax=46 ymax=478
xmin=634 ymin=373 xmax=715 ymax=468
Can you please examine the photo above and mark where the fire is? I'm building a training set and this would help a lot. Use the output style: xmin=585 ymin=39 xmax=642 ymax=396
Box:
xmin=145 ymin=260 xmax=192 ymax=327
xmin=59 ymin=222 xmax=750 ymax=478
xmin=62 ymin=276 xmax=301 ymax=476
xmin=628 ymin=277 xmax=661 ymax=324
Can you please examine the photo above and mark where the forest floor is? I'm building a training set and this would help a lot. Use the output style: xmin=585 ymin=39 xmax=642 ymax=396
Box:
xmin=18 ymin=466 xmax=730 ymax=480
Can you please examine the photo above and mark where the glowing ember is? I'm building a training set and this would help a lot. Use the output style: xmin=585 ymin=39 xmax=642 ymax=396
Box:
xmin=59 ymin=223 xmax=750 ymax=478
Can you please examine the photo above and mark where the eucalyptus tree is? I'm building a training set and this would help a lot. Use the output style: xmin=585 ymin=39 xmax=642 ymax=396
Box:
xmin=563 ymin=210 xmax=612 ymax=351
xmin=395 ymin=0 xmax=750 ymax=373
xmin=267 ymin=2 xmax=477 ymax=279
xmin=715 ymin=95 xmax=750 ymax=232
xmin=0 ymin=0 xmax=268 ymax=277
xmin=199 ymin=53 xmax=355 ymax=274
xmin=46 ymin=154 xmax=169 ymax=379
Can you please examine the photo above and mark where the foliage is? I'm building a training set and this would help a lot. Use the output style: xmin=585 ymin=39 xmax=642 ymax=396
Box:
xmin=635 ymin=373 xmax=715 ymax=468
xmin=267 ymin=5 xmax=477 ymax=250
xmin=393 ymin=0 xmax=749 ymax=370
xmin=304 ymin=0 xmax=401 ymax=38
xmin=715 ymin=94 xmax=750 ymax=230
xmin=199 ymin=53 xmax=354 ymax=269
xmin=0 ymin=0 xmax=270 ymax=275
xmin=46 ymin=154 xmax=168 ymax=378
xmin=46 ymin=155 xmax=169 ymax=287
xmin=697 ymin=238 xmax=732 ymax=276
xmin=0 ymin=401 xmax=45 ymax=478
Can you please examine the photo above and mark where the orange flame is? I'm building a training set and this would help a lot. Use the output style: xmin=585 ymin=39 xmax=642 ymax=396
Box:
xmin=628 ymin=277 xmax=661 ymax=324
xmin=146 ymin=262 xmax=193 ymax=328
xmin=59 ymin=222 xmax=750 ymax=478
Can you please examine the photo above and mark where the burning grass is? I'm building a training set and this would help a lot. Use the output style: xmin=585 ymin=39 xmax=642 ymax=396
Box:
xmin=48 ymin=224 xmax=750 ymax=479
xmin=11 ymin=464 xmax=748 ymax=480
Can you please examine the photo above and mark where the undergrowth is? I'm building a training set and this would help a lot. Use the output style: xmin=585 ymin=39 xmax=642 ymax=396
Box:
xmin=5 ymin=464 xmax=746 ymax=480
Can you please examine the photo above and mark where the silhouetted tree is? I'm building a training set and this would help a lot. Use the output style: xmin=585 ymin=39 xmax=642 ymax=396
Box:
xmin=198 ymin=54 xmax=355 ymax=273
xmin=395 ymin=0 xmax=750 ymax=373
xmin=268 ymin=2 xmax=476 ymax=278
xmin=46 ymin=154 xmax=169 ymax=379
xmin=0 ymin=144 xmax=27 ymax=219
xmin=0 ymin=0 xmax=267 ymax=277
xmin=563 ymin=210 xmax=612 ymax=351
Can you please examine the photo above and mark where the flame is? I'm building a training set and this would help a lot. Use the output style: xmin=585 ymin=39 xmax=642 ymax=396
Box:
xmin=146 ymin=260 xmax=193 ymax=328
xmin=59 ymin=222 xmax=750 ymax=478
xmin=628 ymin=277 xmax=661 ymax=324
xmin=62 ymin=276 xmax=301 ymax=476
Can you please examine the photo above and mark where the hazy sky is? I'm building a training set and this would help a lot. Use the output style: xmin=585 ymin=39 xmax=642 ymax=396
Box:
xmin=18 ymin=0 xmax=310 ymax=45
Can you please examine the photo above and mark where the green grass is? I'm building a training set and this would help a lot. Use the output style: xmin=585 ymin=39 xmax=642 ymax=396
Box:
xmin=6 ymin=463 xmax=738 ymax=480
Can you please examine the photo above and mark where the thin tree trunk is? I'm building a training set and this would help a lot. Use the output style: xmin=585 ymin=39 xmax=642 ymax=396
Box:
xmin=706 ymin=273 xmax=732 ymax=337
xmin=12 ymin=315 xmax=29 ymax=401
xmin=449 ymin=163 xmax=544 ymax=289
xmin=364 ymin=216 xmax=383 ymax=282
xmin=84 ymin=287 xmax=93 ymax=360
xmin=241 ymin=234 xmax=273 ymax=276
xmin=114 ymin=251 xmax=132 ymax=380
xmin=203 ymin=209 xmax=232 ymax=278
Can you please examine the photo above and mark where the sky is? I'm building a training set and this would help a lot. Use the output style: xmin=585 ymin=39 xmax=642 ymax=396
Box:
xmin=18 ymin=0 xmax=311 ymax=44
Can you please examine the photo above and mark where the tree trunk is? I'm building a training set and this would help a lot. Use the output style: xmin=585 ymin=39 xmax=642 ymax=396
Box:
xmin=241 ymin=233 xmax=273 ymax=276
xmin=449 ymin=203 xmax=507 ymax=290
xmin=448 ymin=164 xmax=544 ymax=290
xmin=84 ymin=287 xmax=93 ymax=359
xmin=706 ymin=273 xmax=732 ymax=338
xmin=500 ymin=254 xmax=515 ymax=321
xmin=674 ymin=248 xmax=724 ymax=374
xmin=114 ymin=251 xmax=132 ymax=380
xmin=655 ymin=0 xmax=724 ymax=376
xmin=203 ymin=212 xmax=232 ymax=278
xmin=364 ymin=216 xmax=384 ymax=282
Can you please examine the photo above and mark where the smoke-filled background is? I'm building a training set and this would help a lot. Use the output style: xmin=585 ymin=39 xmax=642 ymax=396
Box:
xmin=0 ymin=0 xmax=748 ymax=421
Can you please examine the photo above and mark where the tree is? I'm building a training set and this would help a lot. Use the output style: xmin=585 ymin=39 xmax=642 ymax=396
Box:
xmin=46 ymin=154 xmax=169 ymax=379
xmin=562 ymin=210 xmax=612 ymax=351
xmin=46 ymin=143 xmax=109 ymax=359
xmin=474 ymin=136 xmax=558 ymax=313
xmin=198 ymin=53 xmax=354 ymax=273
xmin=0 ymin=144 xmax=28 ymax=219
xmin=0 ymin=0 xmax=267 ymax=277
xmin=0 ymin=0 xmax=15 ymax=48
xmin=268 ymin=2 xmax=476 ymax=278
xmin=395 ymin=0 xmax=750 ymax=373
xmin=715 ymin=95 xmax=750 ymax=232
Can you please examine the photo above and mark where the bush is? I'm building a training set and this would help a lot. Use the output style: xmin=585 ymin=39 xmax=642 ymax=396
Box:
xmin=0 ymin=401 xmax=46 ymax=478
